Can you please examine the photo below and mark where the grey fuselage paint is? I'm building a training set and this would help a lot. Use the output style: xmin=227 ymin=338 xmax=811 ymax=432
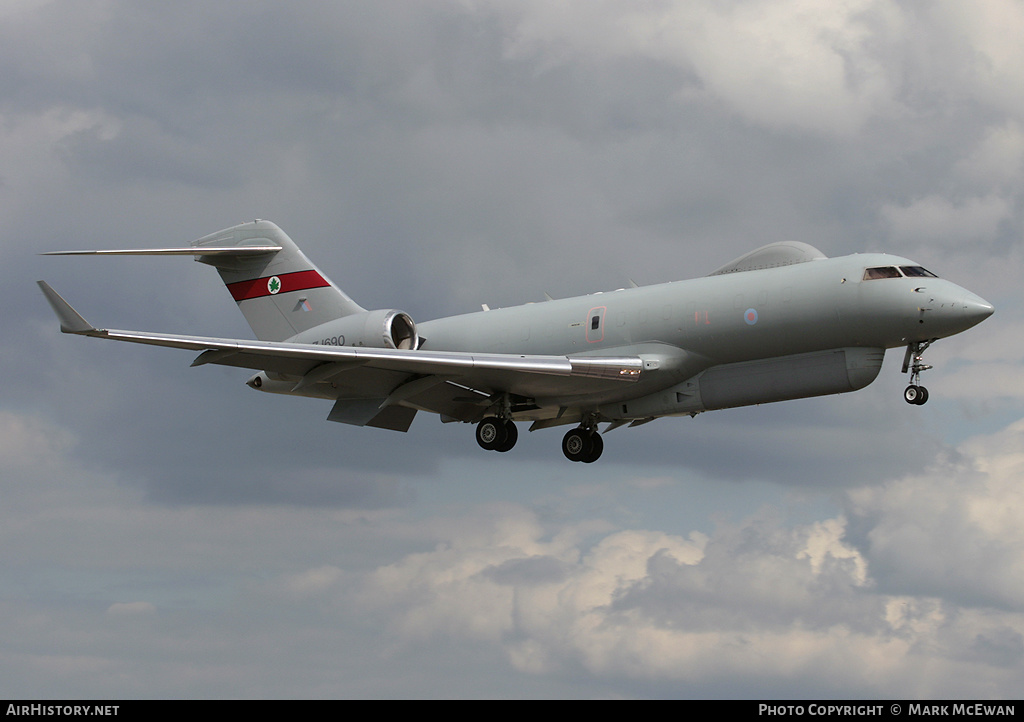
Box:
xmin=407 ymin=252 xmax=988 ymax=420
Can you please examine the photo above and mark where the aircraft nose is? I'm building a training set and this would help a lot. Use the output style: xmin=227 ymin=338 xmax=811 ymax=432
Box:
xmin=961 ymin=292 xmax=994 ymax=327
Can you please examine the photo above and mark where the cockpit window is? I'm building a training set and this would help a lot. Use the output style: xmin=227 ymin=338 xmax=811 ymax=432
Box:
xmin=863 ymin=266 xmax=901 ymax=280
xmin=863 ymin=266 xmax=939 ymax=281
xmin=899 ymin=266 xmax=938 ymax=278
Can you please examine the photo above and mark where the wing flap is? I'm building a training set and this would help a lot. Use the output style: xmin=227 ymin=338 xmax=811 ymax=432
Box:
xmin=326 ymin=398 xmax=419 ymax=432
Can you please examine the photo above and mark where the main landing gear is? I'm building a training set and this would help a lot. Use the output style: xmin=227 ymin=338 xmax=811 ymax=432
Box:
xmin=562 ymin=426 xmax=604 ymax=463
xmin=475 ymin=416 xmax=605 ymax=462
xmin=902 ymin=340 xmax=933 ymax=406
xmin=475 ymin=416 xmax=518 ymax=453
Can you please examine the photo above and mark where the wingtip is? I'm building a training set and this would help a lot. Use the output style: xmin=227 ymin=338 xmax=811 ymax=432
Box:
xmin=37 ymin=280 xmax=99 ymax=334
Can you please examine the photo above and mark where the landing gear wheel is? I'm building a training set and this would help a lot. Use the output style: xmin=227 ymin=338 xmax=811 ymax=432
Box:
xmin=562 ymin=428 xmax=590 ymax=462
xmin=581 ymin=432 xmax=603 ymax=463
xmin=904 ymin=385 xmax=929 ymax=405
xmin=562 ymin=428 xmax=603 ymax=463
xmin=476 ymin=416 xmax=507 ymax=451
xmin=494 ymin=420 xmax=518 ymax=452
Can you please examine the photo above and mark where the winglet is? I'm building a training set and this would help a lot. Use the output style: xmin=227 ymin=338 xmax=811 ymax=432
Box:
xmin=37 ymin=281 xmax=99 ymax=334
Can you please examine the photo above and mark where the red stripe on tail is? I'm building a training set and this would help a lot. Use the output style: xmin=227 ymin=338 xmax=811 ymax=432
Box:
xmin=226 ymin=270 xmax=331 ymax=301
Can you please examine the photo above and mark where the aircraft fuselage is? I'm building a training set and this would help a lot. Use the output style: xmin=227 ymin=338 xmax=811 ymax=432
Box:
xmin=414 ymin=251 xmax=991 ymax=422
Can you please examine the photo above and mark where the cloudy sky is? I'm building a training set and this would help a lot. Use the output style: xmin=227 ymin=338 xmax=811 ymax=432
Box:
xmin=2 ymin=0 xmax=1023 ymax=699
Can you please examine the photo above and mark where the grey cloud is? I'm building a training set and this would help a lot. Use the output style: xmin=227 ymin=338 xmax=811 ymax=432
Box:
xmin=57 ymin=116 xmax=247 ymax=188
xmin=609 ymin=518 xmax=885 ymax=635
xmin=353 ymin=495 xmax=1024 ymax=698
xmin=484 ymin=555 xmax=573 ymax=586
xmin=845 ymin=420 xmax=1024 ymax=611
xmin=3 ymin=0 xmax=1024 ymax=698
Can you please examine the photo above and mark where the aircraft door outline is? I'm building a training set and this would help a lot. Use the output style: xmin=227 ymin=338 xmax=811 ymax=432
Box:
xmin=586 ymin=306 xmax=607 ymax=343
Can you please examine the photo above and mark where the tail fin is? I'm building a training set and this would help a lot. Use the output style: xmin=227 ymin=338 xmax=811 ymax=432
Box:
xmin=193 ymin=220 xmax=366 ymax=341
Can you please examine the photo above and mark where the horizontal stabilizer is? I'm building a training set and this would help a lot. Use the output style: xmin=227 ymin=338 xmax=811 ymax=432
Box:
xmin=40 ymin=246 xmax=282 ymax=257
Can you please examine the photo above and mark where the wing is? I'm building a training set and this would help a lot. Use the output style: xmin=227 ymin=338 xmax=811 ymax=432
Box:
xmin=38 ymin=282 xmax=644 ymax=426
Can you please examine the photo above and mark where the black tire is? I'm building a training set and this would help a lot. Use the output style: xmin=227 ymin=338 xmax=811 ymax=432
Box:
xmin=904 ymin=385 xmax=921 ymax=405
xmin=581 ymin=432 xmax=604 ymax=463
xmin=562 ymin=428 xmax=591 ymax=462
xmin=915 ymin=386 xmax=929 ymax=405
xmin=494 ymin=420 xmax=518 ymax=452
xmin=476 ymin=417 xmax=507 ymax=451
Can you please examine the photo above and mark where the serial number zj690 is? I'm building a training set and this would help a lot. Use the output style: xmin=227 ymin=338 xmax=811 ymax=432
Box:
xmin=311 ymin=335 xmax=345 ymax=346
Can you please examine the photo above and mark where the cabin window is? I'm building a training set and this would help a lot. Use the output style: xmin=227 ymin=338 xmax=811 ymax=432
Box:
xmin=863 ymin=266 xmax=901 ymax=280
xmin=591 ymin=315 xmax=600 ymax=330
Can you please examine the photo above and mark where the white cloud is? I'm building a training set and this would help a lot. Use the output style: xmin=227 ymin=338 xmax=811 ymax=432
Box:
xmin=848 ymin=418 xmax=1024 ymax=610
xmin=498 ymin=0 xmax=902 ymax=136
xmin=364 ymin=505 xmax=1019 ymax=694
xmin=347 ymin=417 xmax=1024 ymax=696
xmin=106 ymin=601 xmax=156 ymax=617
xmin=3 ymin=390 xmax=1024 ymax=697
xmin=931 ymin=0 xmax=1024 ymax=116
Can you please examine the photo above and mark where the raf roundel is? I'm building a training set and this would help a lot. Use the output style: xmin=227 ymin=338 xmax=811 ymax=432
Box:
xmin=744 ymin=308 xmax=758 ymax=325
xmin=267 ymin=276 xmax=282 ymax=295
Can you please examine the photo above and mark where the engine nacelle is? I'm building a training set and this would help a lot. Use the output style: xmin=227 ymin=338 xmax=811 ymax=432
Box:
xmin=287 ymin=309 xmax=419 ymax=350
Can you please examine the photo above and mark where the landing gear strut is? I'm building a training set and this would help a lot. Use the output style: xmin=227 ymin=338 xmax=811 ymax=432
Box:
xmin=562 ymin=426 xmax=604 ymax=463
xmin=902 ymin=341 xmax=933 ymax=406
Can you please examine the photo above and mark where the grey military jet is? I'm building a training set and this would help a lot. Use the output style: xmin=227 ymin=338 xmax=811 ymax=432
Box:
xmin=39 ymin=220 xmax=993 ymax=463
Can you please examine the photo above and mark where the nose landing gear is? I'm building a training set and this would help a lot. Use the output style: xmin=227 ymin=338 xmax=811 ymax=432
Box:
xmin=902 ymin=341 xmax=933 ymax=405
xmin=903 ymin=384 xmax=929 ymax=405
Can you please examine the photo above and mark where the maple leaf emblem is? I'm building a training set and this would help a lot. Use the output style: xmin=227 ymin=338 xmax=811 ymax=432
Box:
xmin=267 ymin=276 xmax=281 ymax=294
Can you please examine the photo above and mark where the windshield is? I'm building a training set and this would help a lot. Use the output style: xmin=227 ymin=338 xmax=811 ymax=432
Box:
xmin=863 ymin=266 xmax=901 ymax=280
xmin=899 ymin=266 xmax=938 ymax=278
xmin=863 ymin=265 xmax=938 ymax=281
